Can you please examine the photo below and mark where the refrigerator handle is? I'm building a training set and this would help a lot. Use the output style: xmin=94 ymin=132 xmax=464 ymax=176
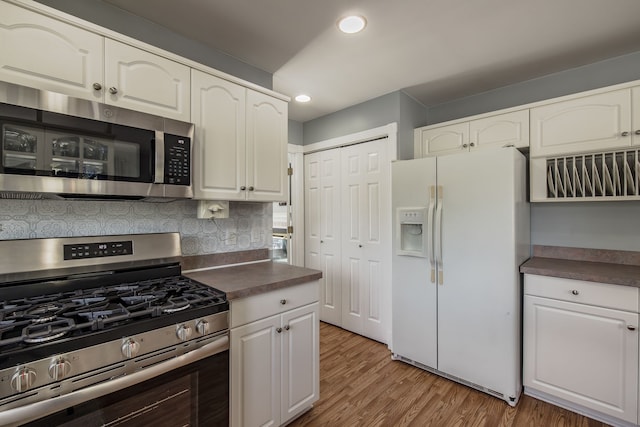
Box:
xmin=435 ymin=185 xmax=444 ymax=285
xmin=428 ymin=185 xmax=436 ymax=283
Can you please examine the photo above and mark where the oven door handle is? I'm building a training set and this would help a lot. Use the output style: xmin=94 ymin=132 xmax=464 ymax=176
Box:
xmin=0 ymin=334 xmax=229 ymax=427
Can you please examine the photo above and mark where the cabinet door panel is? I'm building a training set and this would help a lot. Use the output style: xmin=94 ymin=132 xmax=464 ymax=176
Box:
xmin=246 ymin=90 xmax=287 ymax=201
xmin=281 ymin=303 xmax=319 ymax=424
xmin=191 ymin=70 xmax=245 ymax=200
xmin=530 ymin=89 xmax=631 ymax=156
xmin=230 ymin=316 xmax=281 ymax=427
xmin=470 ymin=110 xmax=529 ymax=150
xmin=0 ymin=2 xmax=103 ymax=101
xmin=105 ymin=39 xmax=190 ymax=121
xmin=524 ymin=295 xmax=638 ymax=423
xmin=416 ymin=123 xmax=468 ymax=157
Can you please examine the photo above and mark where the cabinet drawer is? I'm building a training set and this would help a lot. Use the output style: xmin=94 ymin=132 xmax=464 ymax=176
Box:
xmin=230 ymin=280 xmax=319 ymax=328
xmin=524 ymin=274 xmax=639 ymax=312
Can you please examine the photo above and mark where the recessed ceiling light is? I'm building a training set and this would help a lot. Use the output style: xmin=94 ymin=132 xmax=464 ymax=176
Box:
xmin=295 ymin=94 xmax=311 ymax=103
xmin=338 ymin=15 xmax=367 ymax=34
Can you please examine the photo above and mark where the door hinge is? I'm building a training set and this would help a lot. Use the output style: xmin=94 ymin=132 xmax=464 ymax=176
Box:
xmin=287 ymin=167 xmax=293 ymax=176
xmin=287 ymin=225 xmax=293 ymax=234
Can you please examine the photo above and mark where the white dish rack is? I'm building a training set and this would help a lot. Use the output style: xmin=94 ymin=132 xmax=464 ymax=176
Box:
xmin=531 ymin=149 xmax=640 ymax=201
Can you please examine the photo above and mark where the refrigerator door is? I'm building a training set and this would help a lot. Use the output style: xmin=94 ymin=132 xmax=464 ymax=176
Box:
xmin=391 ymin=157 xmax=437 ymax=368
xmin=436 ymin=147 xmax=526 ymax=400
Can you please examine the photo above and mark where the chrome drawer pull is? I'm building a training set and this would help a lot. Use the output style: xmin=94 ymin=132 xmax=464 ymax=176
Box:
xmin=570 ymin=290 xmax=579 ymax=295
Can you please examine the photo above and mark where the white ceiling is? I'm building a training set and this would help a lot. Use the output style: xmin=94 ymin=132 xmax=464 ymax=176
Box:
xmin=103 ymin=0 xmax=640 ymax=123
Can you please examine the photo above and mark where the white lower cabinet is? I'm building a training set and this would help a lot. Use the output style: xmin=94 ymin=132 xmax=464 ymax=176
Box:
xmin=523 ymin=274 xmax=639 ymax=425
xmin=230 ymin=281 xmax=319 ymax=427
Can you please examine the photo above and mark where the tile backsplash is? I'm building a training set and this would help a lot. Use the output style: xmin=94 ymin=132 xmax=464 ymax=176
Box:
xmin=0 ymin=199 xmax=272 ymax=256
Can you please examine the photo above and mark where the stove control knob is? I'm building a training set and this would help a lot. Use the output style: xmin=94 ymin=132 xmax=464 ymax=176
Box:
xmin=196 ymin=320 xmax=210 ymax=335
xmin=176 ymin=324 xmax=193 ymax=341
xmin=49 ymin=357 xmax=72 ymax=381
xmin=121 ymin=338 xmax=140 ymax=358
xmin=11 ymin=368 xmax=37 ymax=392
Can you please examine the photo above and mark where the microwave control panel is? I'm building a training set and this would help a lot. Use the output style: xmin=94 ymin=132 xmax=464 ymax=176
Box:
xmin=164 ymin=133 xmax=191 ymax=185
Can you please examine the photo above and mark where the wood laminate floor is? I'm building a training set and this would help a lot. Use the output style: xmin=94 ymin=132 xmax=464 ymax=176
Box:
xmin=288 ymin=322 xmax=609 ymax=427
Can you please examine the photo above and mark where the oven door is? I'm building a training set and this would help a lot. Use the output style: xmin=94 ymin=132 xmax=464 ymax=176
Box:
xmin=0 ymin=334 xmax=229 ymax=427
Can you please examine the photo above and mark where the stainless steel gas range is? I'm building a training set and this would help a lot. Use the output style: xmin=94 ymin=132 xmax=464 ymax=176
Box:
xmin=0 ymin=233 xmax=229 ymax=426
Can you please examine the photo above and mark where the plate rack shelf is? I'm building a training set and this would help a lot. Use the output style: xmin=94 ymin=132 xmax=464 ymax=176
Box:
xmin=531 ymin=149 xmax=640 ymax=202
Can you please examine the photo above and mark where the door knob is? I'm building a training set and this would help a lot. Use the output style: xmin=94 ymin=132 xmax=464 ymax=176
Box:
xmin=92 ymin=83 xmax=102 ymax=91
xmin=108 ymin=87 xmax=118 ymax=95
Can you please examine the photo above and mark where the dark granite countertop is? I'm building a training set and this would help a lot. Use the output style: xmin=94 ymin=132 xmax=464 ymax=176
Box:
xmin=184 ymin=260 xmax=322 ymax=300
xmin=520 ymin=245 xmax=640 ymax=288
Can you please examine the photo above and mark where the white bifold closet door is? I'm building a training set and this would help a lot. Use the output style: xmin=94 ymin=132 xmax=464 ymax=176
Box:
xmin=304 ymin=138 xmax=391 ymax=344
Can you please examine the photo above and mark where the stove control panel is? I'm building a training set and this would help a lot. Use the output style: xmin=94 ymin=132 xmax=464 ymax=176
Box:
xmin=64 ymin=240 xmax=133 ymax=260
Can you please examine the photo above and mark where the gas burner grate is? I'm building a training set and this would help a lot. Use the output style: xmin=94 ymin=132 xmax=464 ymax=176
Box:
xmin=0 ymin=275 xmax=226 ymax=353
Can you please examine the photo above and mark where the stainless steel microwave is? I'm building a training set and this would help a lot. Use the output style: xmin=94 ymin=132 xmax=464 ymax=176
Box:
xmin=0 ymin=82 xmax=194 ymax=200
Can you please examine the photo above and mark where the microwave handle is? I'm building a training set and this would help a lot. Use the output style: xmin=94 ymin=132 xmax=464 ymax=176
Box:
xmin=154 ymin=130 xmax=165 ymax=184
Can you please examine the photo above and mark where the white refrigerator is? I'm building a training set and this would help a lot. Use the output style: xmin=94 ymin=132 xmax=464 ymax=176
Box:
xmin=391 ymin=147 xmax=530 ymax=406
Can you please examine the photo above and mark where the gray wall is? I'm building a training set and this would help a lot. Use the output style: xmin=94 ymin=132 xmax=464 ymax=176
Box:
xmin=424 ymin=50 xmax=640 ymax=251
xmin=426 ymin=51 xmax=640 ymax=125
xmin=288 ymin=120 xmax=303 ymax=146
xmin=303 ymin=91 xmax=426 ymax=160
xmin=34 ymin=0 xmax=271 ymax=88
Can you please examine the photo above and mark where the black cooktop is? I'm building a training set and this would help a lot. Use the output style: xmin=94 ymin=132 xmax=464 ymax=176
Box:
xmin=0 ymin=264 xmax=228 ymax=367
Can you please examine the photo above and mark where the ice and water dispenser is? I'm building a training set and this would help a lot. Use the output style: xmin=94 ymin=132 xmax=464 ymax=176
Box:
xmin=396 ymin=207 xmax=428 ymax=257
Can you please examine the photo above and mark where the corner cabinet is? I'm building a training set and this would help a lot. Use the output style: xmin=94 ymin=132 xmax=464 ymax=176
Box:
xmin=0 ymin=1 xmax=190 ymax=122
xmin=230 ymin=281 xmax=320 ymax=427
xmin=192 ymin=69 xmax=288 ymax=202
xmin=523 ymin=274 xmax=639 ymax=425
xmin=414 ymin=110 xmax=529 ymax=157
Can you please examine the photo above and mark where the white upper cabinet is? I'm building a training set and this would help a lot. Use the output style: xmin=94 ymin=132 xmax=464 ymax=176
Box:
xmin=0 ymin=2 xmax=191 ymax=121
xmin=530 ymin=89 xmax=632 ymax=157
xmin=0 ymin=1 xmax=103 ymax=101
xmin=192 ymin=70 xmax=287 ymax=202
xmin=191 ymin=70 xmax=246 ymax=200
xmin=415 ymin=122 xmax=468 ymax=157
xmin=246 ymin=90 xmax=288 ymax=202
xmin=415 ymin=110 xmax=529 ymax=157
xmin=469 ymin=110 xmax=529 ymax=150
xmin=104 ymin=39 xmax=190 ymax=121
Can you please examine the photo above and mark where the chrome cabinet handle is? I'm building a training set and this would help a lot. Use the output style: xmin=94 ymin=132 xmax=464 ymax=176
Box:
xmin=276 ymin=327 xmax=283 ymax=333
xmin=621 ymin=131 xmax=630 ymax=137
xmin=469 ymin=142 xmax=475 ymax=147
xmin=570 ymin=290 xmax=579 ymax=295
xmin=248 ymin=186 xmax=254 ymax=191
xmin=635 ymin=130 xmax=640 ymax=135
xmin=284 ymin=325 xmax=290 ymax=331
xmin=462 ymin=143 xmax=468 ymax=148
xmin=92 ymin=83 xmax=102 ymax=91
xmin=358 ymin=244 xmax=363 ymax=248
xmin=108 ymin=87 xmax=118 ymax=95
xmin=240 ymin=186 xmax=246 ymax=191
xmin=628 ymin=325 xmax=637 ymax=331
xmin=280 ymin=299 xmax=287 ymax=305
